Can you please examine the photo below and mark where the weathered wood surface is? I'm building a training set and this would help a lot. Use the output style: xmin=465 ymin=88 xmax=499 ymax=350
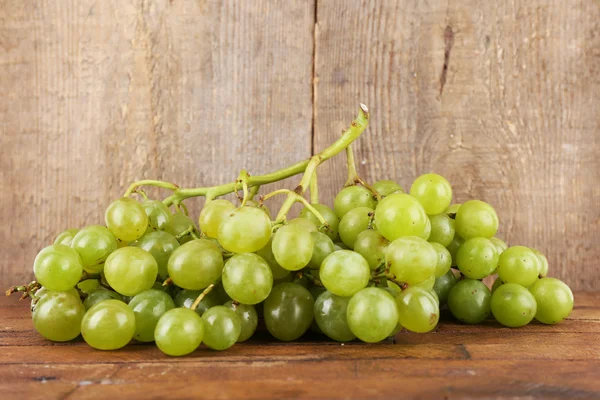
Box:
xmin=1 ymin=0 xmax=599 ymax=290
xmin=0 ymin=293 xmax=598 ymax=399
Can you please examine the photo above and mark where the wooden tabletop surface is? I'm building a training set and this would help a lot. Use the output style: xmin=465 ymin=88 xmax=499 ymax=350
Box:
xmin=1 ymin=292 xmax=598 ymax=399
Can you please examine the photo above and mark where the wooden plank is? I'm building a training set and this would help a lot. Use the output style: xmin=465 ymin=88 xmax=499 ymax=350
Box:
xmin=313 ymin=0 xmax=600 ymax=291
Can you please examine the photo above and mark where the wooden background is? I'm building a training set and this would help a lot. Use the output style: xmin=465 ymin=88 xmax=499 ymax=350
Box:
xmin=0 ymin=1 xmax=598 ymax=290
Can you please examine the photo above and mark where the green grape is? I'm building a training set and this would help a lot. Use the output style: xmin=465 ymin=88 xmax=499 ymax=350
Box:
xmin=333 ymin=242 xmax=349 ymax=251
xmin=413 ymin=275 xmax=436 ymax=291
xmin=81 ymin=299 xmax=136 ymax=350
xmin=307 ymin=232 xmax=335 ymax=270
xmin=168 ymin=213 xmax=198 ymax=244
xmin=396 ymin=287 xmax=440 ymax=333
xmin=320 ymin=250 xmax=370 ymax=297
xmin=225 ymin=301 xmax=258 ymax=342
xmin=218 ymin=206 xmax=271 ymax=253
xmin=287 ymin=217 xmax=318 ymax=233
xmin=433 ymin=270 xmax=458 ymax=305
xmin=314 ymin=291 xmax=355 ymax=342
xmin=491 ymin=276 xmax=504 ymax=293
xmin=33 ymin=244 xmax=83 ymax=292
xmin=77 ymin=279 xmax=100 ymax=295
xmin=385 ymin=237 xmax=437 ymax=285
xmin=71 ymin=225 xmax=117 ymax=273
xmin=531 ymin=248 xmax=549 ymax=277
xmin=264 ymin=282 xmax=314 ymax=341
xmin=428 ymin=214 xmax=455 ymax=247
xmin=409 ymin=173 xmax=453 ymax=215
xmin=104 ymin=247 xmax=158 ymax=296
xmin=135 ymin=231 xmax=180 ymax=279
xmin=255 ymin=240 xmax=291 ymax=280
xmin=300 ymin=203 xmax=340 ymax=241
xmin=198 ymin=199 xmax=236 ymax=238
xmin=83 ymin=289 xmax=123 ymax=310
xmin=308 ymin=282 xmax=326 ymax=304
xmin=456 ymin=237 xmax=499 ymax=279
xmin=497 ymin=246 xmax=540 ymax=287
xmin=105 ymin=197 xmax=149 ymax=242
xmin=491 ymin=283 xmax=537 ymax=328
xmin=142 ymin=200 xmax=172 ymax=233
xmin=430 ymin=242 xmax=452 ymax=278
xmin=222 ymin=253 xmax=273 ymax=304
xmin=446 ymin=234 xmax=464 ymax=265
xmin=128 ymin=289 xmax=175 ymax=342
xmin=154 ymin=308 xmax=204 ymax=356
xmin=428 ymin=289 xmax=440 ymax=304
xmin=346 ymin=287 xmax=398 ymax=343
xmin=386 ymin=280 xmax=402 ymax=296
xmin=445 ymin=203 xmax=461 ymax=216
xmin=529 ymin=278 xmax=573 ymax=324
xmin=373 ymin=180 xmax=403 ymax=197
xmin=490 ymin=237 xmax=508 ymax=255
xmin=174 ymin=288 xmax=222 ymax=315
xmin=168 ymin=239 xmax=223 ymax=290
xmin=272 ymin=224 xmax=314 ymax=271
xmin=338 ymin=207 xmax=374 ymax=249
xmin=351 ymin=230 xmax=388 ymax=270
xmin=333 ymin=186 xmax=376 ymax=218
xmin=422 ymin=217 xmax=432 ymax=241
xmin=244 ymin=199 xmax=272 ymax=219
xmin=54 ymin=228 xmax=79 ymax=246
xmin=455 ymin=200 xmax=499 ymax=239
xmin=201 ymin=306 xmax=241 ymax=350
xmin=33 ymin=290 xmax=85 ymax=342
xmin=374 ymin=193 xmax=429 ymax=241
xmin=447 ymin=279 xmax=491 ymax=324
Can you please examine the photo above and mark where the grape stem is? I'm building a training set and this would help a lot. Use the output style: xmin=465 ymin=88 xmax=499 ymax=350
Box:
xmin=343 ymin=145 xmax=382 ymax=200
xmin=309 ymin=171 xmax=319 ymax=204
xmin=190 ymin=284 xmax=215 ymax=311
xmin=5 ymin=281 xmax=41 ymax=300
xmin=124 ymin=180 xmax=180 ymax=197
xmin=261 ymin=189 xmax=329 ymax=227
xmin=235 ymin=170 xmax=251 ymax=207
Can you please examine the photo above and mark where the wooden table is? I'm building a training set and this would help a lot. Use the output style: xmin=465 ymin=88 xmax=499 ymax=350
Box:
xmin=1 ymin=293 xmax=598 ymax=399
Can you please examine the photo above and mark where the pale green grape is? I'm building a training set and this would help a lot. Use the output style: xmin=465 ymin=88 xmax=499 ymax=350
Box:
xmin=320 ymin=250 xmax=370 ymax=297
xmin=128 ymin=289 xmax=175 ymax=342
xmin=307 ymin=232 xmax=335 ymax=269
xmin=168 ymin=213 xmax=199 ymax=244
xmin=409 ymin=173 xmax=453 ymax=215
xmin=447 ymin=279 xmax=491 ymax=324
xmin=218 ymin=206 xmax=271 ymax=253
xmin=433 ymin=270 xmax=458 ymax=305
xmin=413 ymin=275 xmax=436 ymax=291
xmin=54 ymin=228 xmax=79 ymax=246
xmin=334 ymin=242 xmax=349 ymax=251
xmin=374 ymin=193 xmax=429 ymax=241
xmin=105 ymin=197 xmax=149 ymax=242
xmin=430 ymin=242 xmax=452 ymax=278
xmin=225 ymin=301 xmax=258 ymax=342
xmin=373 ymin=180 xmax=403 ymax=197
xmin=142 ymin=200 xmax=173 ymax=233
xmin=71 ymin=225 xmax=117 ymax=273
xmin=454 ymin=200 xmax=499 ymax=239
xmin=456 ymin=237 xmax=499 ymax=279
xmin=445 ymin=203 xmax=461 ymax=216
xmin=135 ymin=231 xmax=180 ymax=279
xmin=33 ymin=244 xmax=83 ymax=292
xmin=339 ymin=207 xmax=374 ymax=248
xmin=314 ymin=291 xmax=355 ymax=342
xmin=287 ymin=217 xmax=318 ymax=233
xmin=77 ymin=279 xmax=100 ymax=295
xmin=489 ymin=237 xmax=508 ymax=256
xmin=428 ymin=214 xmax=455 ymax=247
xmin=81 ymin=299 xmax=136 ymax=350
xmin=272 ymin=224 xmax=314 ymax=271
xmin=300 ymin=203 xmax=340 ymax=241
xmin=352 ymin=229 xmax=389 ymax=270
xmin=174 ymin=288 xmax=222 ymax=315
xmin=491 ymin=276 xmax=504 ymax=293
xmin=202 ymin=306 xmax=241 ymax=350
xmin=255 ymin=240 xmax=291 ymax=280
xmin=531 ymin=248 xmax=549 ymax=277
xmin=529 ymin=278 xmax=573 ymax=324
xmin=104 ymin=247 xmax=158 ymax=296
xmin=491 ymin=283 xmax=537 ymax=328
xmin=33 ymin=290 xmax=85 ymax=342
xmin=222 ymin=253 xmax=273 ymax=304
xmin=155 ymin=308 xmax=204 ymax=356
xmin=446 ymin=234 xmax=464 ymax=265
xmin=83 ymin=289 xmax=123 ymax=310
xmin=497 ymin=246 xmax=540 ymax=287
xmin=264 ymin=282 xmax=314 ymax=341
xmin=396 ymin=287 xmax=440 ymax=333
xmin=347 ymin=287 xmax=398 ymax=343
xmin=168 ymin=239 xmax=223 ymax=290
xmin=334 ymin=186 xmax=376 ymax=218
xmin=245 ymin=199 xmax=272 ymax=219
xmin=198 ymin=199 xmax=236 ymax=238
xmin=385 ymin=237 xmax=437 ymax=285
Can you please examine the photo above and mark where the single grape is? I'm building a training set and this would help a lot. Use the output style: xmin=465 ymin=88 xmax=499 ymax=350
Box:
xmin=222 ymin=253 xmax=273 ymax=305
xmin=334 ymin=186 xmax=376 ymax=218
xmin=497 ymin=246 xmax=540 ymax=287
xmin=307 ymin=231 xmax=335 ymax=270
xmin=410 ymin=173 xmax=453 ymax=215
xmin=385 ymin=237 xmax=437 ymax=285
xmin=491 ymin=276 xmax=504 ymax=293
xmin=198 ymin=199 xmax=236 ymax=238
xmin=168 ymin=239 xmax=223 ymax=290
xmin=433 ymin=270 xmax=458 ymax=305
xmin=430 ymin=242 xmax=452 ymax=278
xmin=454 ymin=200 xmax=499 ymax=239
xmin=33 ymin=290 xmax=85 ymax=342
xmin=428 ymin=214 xmax=455 ymax=247
xmin=314 ymin=291 xmax=355 ymax=342
xmin=142 ymin=200 xmax=173 ymax=233
xmin=104 ymin=247 xmax=158 ymax=296
xmin=168 ymin=213 xmax=199 ymax=244
xmin=334 ymin=242 xmax=349 ymax=251
xmin=83 ymin=289 xmax=123 ymax=310
xmin=77 ymin=279 xmax=100 ymax=295
xmin=353 ymin=229 xmax=389 ymax=270
xmin=446 ymin=234 xmax=464 ymax=265
xmin=135 ymin=231 xmax=180 ymax=279
xmin=447 ymin=279 xmax=491 ymax=324
xmin=445 ymin=203 xmax=461 ymax=216
xmin=272 ymin=224 xmax=314 ymax=271
xmin=71 ymin=225 xmax=118 ymax=273
xmin=413 ymin=275 xmax=436 ymax=291
xmin=338 ymin=207 xmax=374 ymax=249
xmin=489 ymin=237 xmax=508 ymax=256
xmin=347 ymin=287 xmax=398 ymax=343
xmin=105 ymin=197 xmax=149 ymax=242
xmin=218 ymin=206 xmax=271 ymax=253
xmin=529 ymin=278 xmax=574 ymax=324
xmin=396 ymin=287 xmax=440 ymax=333
xmin=244 ymin=199 xmax=272 ymax=219
xmin=128 ymin=289 xmax=175 ymax=342
xmin=373 ymin=180 xmax=403 ymax=197
xmin=300 ymin=203 xmax=340 ymax=241
xmin=54 ymin=228 xmax=79 ymax=246
xmin=456 ymin=237 xmax=499 ymax=279
xmin=154 ymin=308 xmax=204 ymax=356
xmin=174 ymin=288 xmax=222 ymax=315
xmin=264 ymin=282 xmax=314 ymax=341
xmin=225 ymin=301 xmax=258 ymax=342
xmin=287 ymin=218 xmax=318 ymax=233
xmin=374 ymin=193 xmax=429 ymax=241
xmin=255 ymin=240 xmax=291 ymax=280
xmin=320 ymin=250 xmax=370 ymax=297
xmin=491 ymin=283 xmax=537 ymax=328
xmin=33 ymin=244 xmax=83 ymax=292
xmin=201 ymin=306 xmax=241 ymax=350
xmin=81 ymin=299 xmax=136 ymax=350
xmin=531 ymin=248 xmax=549 ymax=278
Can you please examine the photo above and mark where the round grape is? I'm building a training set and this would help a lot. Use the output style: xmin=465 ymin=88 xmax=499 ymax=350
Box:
xmin=529 ymin=278 xmax=573 ymax=324
xmin=456 ymin=237 xmax=499 ymax=279
xmin=198 ymin=199 xmax=236 ymax=238
xmin=334 ymin=186 xmax=376 ymax=218
xmin=454 ymin=200 xmax=499 ymax=239
xmin=168 ymin=239 xmax=223 ymax=290
xmin=338 ymin=207 xmax=374 ymax=249
xmin=174 ymin=288 xmax=223 ymax=316
xmin=433 ymin=270 xmax=458 ymax=306
xmin=142 ymin=200 xmax=172 ymax=233
xmin=300 ymin=203 xmax=340 ymax=241
xmin=320 ymin=250 xmax=370 ymax=297
xmin=33 ymin=290 xmax=85 ymax=342
xmin=374 ymin=193 xmax=429 ymax=241
xmin=225 ymin=301 xmax=258 ymax=342
xmin=264 ymin=282 xmax=314 ymax=341
xmin=307 ymin=232 xmax=335 ymax=270
xmin=353 ymin=229 xmax=389 ymax=270
xmin=201 ymin=306 xmax=241 ymax=350
xmin=428 ymin=213 xmax=455 ymax=247
xmin=104 ymin=247 xmax=158 ymax=296
xmin=385 ymin=237 xmax=437 ymax=285
xmin=373 ymin=180 xmax=403 ymax=197
xmin=83 ymin=289 xmax=123 ymax=310
xmin=489 ymin=237 xmax=508 ymax=256
xmin=128 ymin=289 xmax=175 ymax=342
xmin=430 ymin=242 xmax=452 ymax=278
xmin=71 ymin=225 xmax=117 ymax=273
xmin=396 ymin=287 xmax=439 ymax=333
xmin=255 ymin=240 xmax=291 ymax=280
xmin=244 ymin=199 xmax=272 ymax=219
xmin=33 ymin=244 xmax=83 ymax=292
xmin=287 ymin=217 xmax=318 ymax=233
xmin=168 ymin=213 xmax=199 ymax=244
xmin=410 ymin=173 xmax=453 ymax=215
xmin=491 ymin=283 xmax=537 ymax=328
xmin=497 ymin=246 xmax=540 ymax=287
xmin=272 ymin=224 xmax=314 ymax=271
xmin=54 ymin=228 xmax=79 ymax=246
xmin=81 ymin=299 xmax=136 ymax=350
xmin=314 ymin=291 xmax=355 ymax=342
xmin=105 ymin=197 xmax=149 ymax=242
xmin=531 ymin=248 xmax=549 ymax=278
xmin=222 ymin=253 xmax=273 ymax=305
xmin=347 ymin=287 xmax=399 ymax=343
xmin=155 ymin=308 xmax=204 ymax=356
xmin=218 ymin=206 xmax=271 ymax=253
xmin=447 ymin=279 xmax=491 ymax=324
xmin=491 ymin=276 xmax=504 ymax=293
xmin=135 ymin=231 xmax=180 ymax=279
